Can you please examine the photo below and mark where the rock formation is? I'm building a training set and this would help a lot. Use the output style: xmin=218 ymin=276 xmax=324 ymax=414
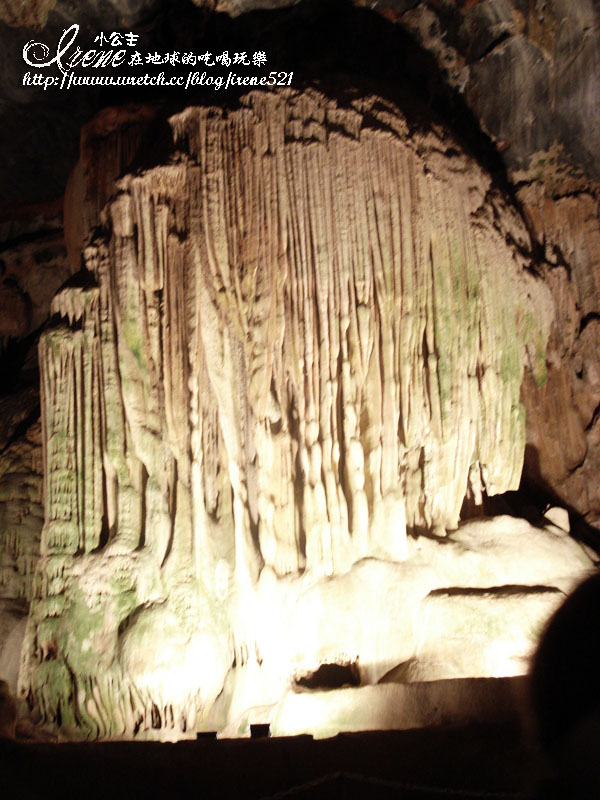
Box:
xmin=0 ymin=214 xmax=72 ymax=608
xmin=370 ymin=1 xmax=600 ymax=528
xmin=518 ymin=184 xmax=600 ymax=524
xmin=15 ymin=86 xmax=595 ymax=741
xmin=64 ymin=105 xmax=159 ymax=273
xmin=0 ymin=679 xmax=17 ymax=738
xmin=0 ymin=423 xmax=43 ymax=602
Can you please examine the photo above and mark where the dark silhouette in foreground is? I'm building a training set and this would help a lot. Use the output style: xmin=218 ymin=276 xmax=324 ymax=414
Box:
xmin=531 ymin=571 xmax=600 ymax=798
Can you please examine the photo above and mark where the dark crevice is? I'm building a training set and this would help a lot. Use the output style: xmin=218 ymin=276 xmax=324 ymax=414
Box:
xmin=378 ymin=658 xmax=418 ymax=685
xmin=0 ymin=227 xmax=64 ymax=256
xmin=336 ymin=346 xmax=350 ymax=535
xmin=519 ymin=457 xmax=600 ymax=557
xmin=161 ymin=459 xmax=178 ymax=567
xmin=545 ymin=243 xmax=572 ymax=277
xmin=0 ymin=402 xmax=40 ymax=455
xmin=289 ymin=388 xmax=306 ymax=562
xmin=422 ymin=327 xmax=431 ymax=429
xmin=409 ymin=523 xmax=453 ymax=542
xmin=45 ymin=311 xmax=83 ymax=333
xmin=294 ymin=661 xmax=360 ymax=691
xmin=428 ymin=585 xmax=564 ymax=599
xmin=512 ymin=182 xmax=593 ymax=202
xmin=472 ymin=31 xmax=512 ymax=63
xmin=427 ymin=239 xmax=445 ymax=426
xmin=512 ymin=178 xmax=538 ymax=191
xmin=137 ymin=463 xmax=149 ymax=550
xmin=97 ymin=477 xmax=110 ymax=552
xmin=549 ymin=187 xmax=595 ymax=202
xmin=585 ymin=400 xmax=600 ymax=433
xmin=0 ymin=327 xmax=43 ymax=396
xmin=57 ymin=265 xmax=99 ymax=291
xmin=579 ymin=311 xmax=600 ymax=335
xmin=476 ymin=185 xmax=544 ymax=276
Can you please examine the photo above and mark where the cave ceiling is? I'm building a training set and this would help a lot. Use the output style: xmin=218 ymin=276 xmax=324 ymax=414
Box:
xmin=0 ymin=0 xmax=598 ymax=210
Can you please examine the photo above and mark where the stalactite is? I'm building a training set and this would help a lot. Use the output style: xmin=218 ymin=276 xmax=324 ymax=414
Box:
xmin=0 ymin=423 xmax=43 ymax=601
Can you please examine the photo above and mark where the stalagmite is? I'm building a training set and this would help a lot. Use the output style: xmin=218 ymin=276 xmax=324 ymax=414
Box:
xmin=19 ymin=87 xmax=582 ymax=741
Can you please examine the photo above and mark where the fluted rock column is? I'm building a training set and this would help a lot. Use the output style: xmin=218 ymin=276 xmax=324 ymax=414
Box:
xmin=20 ymin=88 xmax=553 ymax=739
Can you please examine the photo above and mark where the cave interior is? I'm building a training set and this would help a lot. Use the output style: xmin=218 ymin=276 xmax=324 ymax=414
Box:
xmin=1 ymin=0 xmax=600 ymax=797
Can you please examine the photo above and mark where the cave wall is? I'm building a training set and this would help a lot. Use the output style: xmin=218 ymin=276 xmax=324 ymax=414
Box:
xmin=0 ymin=0 xmax=598 ymax=740
xmin=367 ymin=0 xmax=600 ymax=526
xmin=0 ymin=206 xmax=73 ymax=696
xmin=0 ymin=205 xmax=74 ymax=604
xmin=518 ymin=186 xmax=600 ymax=522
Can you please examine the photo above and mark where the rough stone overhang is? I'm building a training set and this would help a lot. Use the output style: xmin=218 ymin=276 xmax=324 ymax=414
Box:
xmin=1 ymin=0 xmax=598 ymax=211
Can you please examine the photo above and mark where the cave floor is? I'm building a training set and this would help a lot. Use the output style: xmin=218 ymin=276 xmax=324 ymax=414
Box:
xmin=0 ymin=722 xmax=548 ymax=799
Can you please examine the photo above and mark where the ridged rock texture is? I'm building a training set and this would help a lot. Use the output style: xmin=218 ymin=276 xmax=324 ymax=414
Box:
xmin=64 ymin=105 xmax=159 ymax=273
xmin=0 ymin=423 xmax=43 ymax=602
xmin=0 ymin=210 xmax=74 ymax=702
xmin=518 ymin=183 xmax=600 ymax=524
xmin=18 ymin=88 xmax=565 ymax=739
xmin=0 ymin=213 xmax=72 ymax=601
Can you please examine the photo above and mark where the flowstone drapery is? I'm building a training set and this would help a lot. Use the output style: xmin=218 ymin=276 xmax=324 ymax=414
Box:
xmin=19 ymin=88 xmax=562 ymax=739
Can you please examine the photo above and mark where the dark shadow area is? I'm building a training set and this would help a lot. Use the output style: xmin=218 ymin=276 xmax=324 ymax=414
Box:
xmin=407 ymin=525 xmax=454 ymax=544
xmin=427 ymin=585 xmax=562 ymax=599
xmin=136 ymin=0 xmax=513 ymax=190
xmin=1 ymin=722 xmax=538 ymax=800
xmin=54 ymin=266 xmax=99 ymax=291
xmin=458 ymin=444 xmax=600 ymax=560
xmin=294 ymin=661 xmax=360 ymax=691
xmin=459 ymin=484 xmax=546 ymax=528
xmin=521 ymin=443 xmax=600 ymax=557
xmin=0 ymin=0 xmax=519 ymax=212
xmin=250 ymin=723 xmax=270 ymax=739
xmin=0 ymin=401 xmax=40 ymax=455
xmin=530 ymin=571 xmax=600 ymax=799
xmin=0 ymin=328 xmax=41 ymax=397
xmin=531 ymin=571 xmax=600 ymax=755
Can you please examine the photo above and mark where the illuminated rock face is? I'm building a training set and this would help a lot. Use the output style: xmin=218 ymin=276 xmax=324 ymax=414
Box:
xmin=19 ymin=88 xmax=576 ymax=739
xmin=0 ymin=423 xmax=43 ymax=602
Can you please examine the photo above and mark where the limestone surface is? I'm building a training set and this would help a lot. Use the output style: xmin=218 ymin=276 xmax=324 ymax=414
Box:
xmin=0 ymin=601 xmax=28 ymax=696
xmin=518 ymin=183 xmax=600 ymax=526
xmin=0 ymin=679 xmax=17 ymax=739
xmin=0 ymin=423 xmax=43 ymax=602
xmin=18 ymin=88 xmax=582 ymax=740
